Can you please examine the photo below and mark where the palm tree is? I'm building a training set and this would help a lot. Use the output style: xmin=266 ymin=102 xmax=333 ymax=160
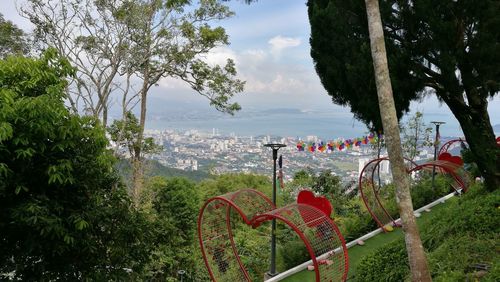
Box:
xmin=364 ymin=0 xmax=431 ymax=280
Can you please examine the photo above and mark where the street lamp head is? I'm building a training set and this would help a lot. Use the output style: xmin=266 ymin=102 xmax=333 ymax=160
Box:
xmin=264 ymin=143 xmax=287 ymax=149
xmin=431 ymin=121 xmax=446 ymax=125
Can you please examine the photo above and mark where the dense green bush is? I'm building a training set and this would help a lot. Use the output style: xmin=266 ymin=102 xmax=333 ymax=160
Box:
xmin=142 ymin=177 xmax=200 ymax=280
xmin=197 ymin=173 xmax=271 ymax=201
xmin=279 ymin=237 xmax=310 ymax=270
xmin=429 ymin=233 xmax=498 ymax=281
xmin=355 ymin=239 xmax=408 ymax=282
xmin=410 ymin=174 xmax=454 ymax=209
xmin=0 ymin=51 xmax=152 ymax=280
xmin=339 ymin=209 xmax=378 ymax=242
xmin=422 ymin=185 xmax=500 ymax=250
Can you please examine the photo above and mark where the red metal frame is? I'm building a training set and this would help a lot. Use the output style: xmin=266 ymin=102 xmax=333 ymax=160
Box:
xmin=198 ymin=189 xmax=349 ymax=282
xmin=358 ymin=158 xmax=392 ymax=231
xmin=359 ymin=157 xmax=468 ymax=230
xmin=409 ymin=160 xmax=468 ymax=192
xmin=438 ymin=138 xmax=467 ymax=156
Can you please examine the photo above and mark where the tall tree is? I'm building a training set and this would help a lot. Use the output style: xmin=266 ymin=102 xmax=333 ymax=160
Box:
xmin=118 ymin=0 xmax=244 ymax=202
xmin=364 ymin=0 xmax=432 ymax=280
xmin=308 ymin=0 xmax=500 ymax=190
xmin=0 ymin=13 xmax=29 ymax=58
xmin=401 ymin=111 xmax=432 ymax=162
xmin=23 ymin=0 xmax=137 ymax=125
xmin=23 ymin=0 xmax=245 ymax=202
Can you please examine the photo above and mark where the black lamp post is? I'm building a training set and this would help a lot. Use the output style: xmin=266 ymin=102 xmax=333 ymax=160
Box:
xmin=431 ymin=121 xmax=445 ymax=190
xmin=263 ymin=143 xmax=286 ymax=278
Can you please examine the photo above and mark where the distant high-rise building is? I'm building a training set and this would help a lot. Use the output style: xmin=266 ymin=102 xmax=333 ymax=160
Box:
xmin=358 ymin=158 xmax=369 ymax=176
xmin=306 ymin=135 xmax=318 ymax=142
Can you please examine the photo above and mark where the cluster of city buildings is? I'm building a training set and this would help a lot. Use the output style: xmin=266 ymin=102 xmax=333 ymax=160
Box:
xmin=142 ymin=128 xmax=437 ymax=183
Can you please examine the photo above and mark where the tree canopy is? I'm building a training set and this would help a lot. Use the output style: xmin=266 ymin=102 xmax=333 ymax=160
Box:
xmin=308 ymin=0 xmax=500 ymax=189
xmin=0 ymin=51 xmax=151 ymax=280
xmin=0 ymin=13 xmax=28 ymax=58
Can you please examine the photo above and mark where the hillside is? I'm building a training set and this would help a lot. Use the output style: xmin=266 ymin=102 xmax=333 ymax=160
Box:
xmin=116 ymin=158 xmax=210 ymax=183
xmin=281 ymin=184 xmax=499 ymax=281
xmin=355 ymin=185 xmax=499 ymax=281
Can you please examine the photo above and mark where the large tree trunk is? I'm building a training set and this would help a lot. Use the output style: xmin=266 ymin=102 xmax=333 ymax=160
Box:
xmin=132 ymin=63 xmax=150 ymax=206
xmin=364 ymin=0 xmax=432 ymax=281
xmin=440 ymin=90 xmax=500 ymax=191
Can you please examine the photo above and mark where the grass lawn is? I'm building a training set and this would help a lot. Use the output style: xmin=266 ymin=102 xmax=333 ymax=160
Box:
xmin=281 ymin=199 xmax=452 ymax=281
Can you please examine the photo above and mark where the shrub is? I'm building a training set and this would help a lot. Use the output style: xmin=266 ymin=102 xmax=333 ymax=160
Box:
xmin=410 ymin=175 xmax=453 ymax=209
xmin=429 ymin=234 xmax=498 ymax=280
xmin=422 ymin=187 xmax=500 ymax=250
xmin=279 ymin=237 xmax=310 ymax=270
xmin=340 ymin=213 xmax=377 ymax=242
xmin=355 ymin=239 xmax=409 ymax=282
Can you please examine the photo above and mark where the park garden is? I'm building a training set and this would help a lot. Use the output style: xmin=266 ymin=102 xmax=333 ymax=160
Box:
xmin=1 ymin=0 xmax=499 ymax=281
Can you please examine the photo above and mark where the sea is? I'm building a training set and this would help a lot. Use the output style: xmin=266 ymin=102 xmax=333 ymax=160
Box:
xmin=145 ymin=107 xmax=498 ymax=140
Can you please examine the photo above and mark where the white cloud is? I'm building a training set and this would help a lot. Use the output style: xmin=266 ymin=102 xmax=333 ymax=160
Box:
xmin=202 ymin=46 xmax=238 ymax=67
xmin=268 ymin=35 xmax=301 ymax=57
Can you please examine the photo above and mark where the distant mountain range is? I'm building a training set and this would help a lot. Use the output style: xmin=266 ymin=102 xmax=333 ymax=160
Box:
xmin=494 ymin=124 xmax=500 ymax=133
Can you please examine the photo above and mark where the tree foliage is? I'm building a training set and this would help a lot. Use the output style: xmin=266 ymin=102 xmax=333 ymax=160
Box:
xmin=356 ymin=185 xmax=500 ymax=281
xmin=23 ymin=1 xmax=245 ymax=203
xmin=0 ymin=13 xmax=29 ymax=58
xmin=108 ymin=111 xmax=162 ymax=157
xmin=308 ymin=0 xmax=500 ymax=190
xmin=23 ymin=0 xmax=138 ymax=124
xmin=141 ymin=176 xmax=200 ymax=280
xmin=0 ymin=51 xmax=151 ymax=280
xmin=400 ymin=111 xmax=432 ymax=161
xmin=289 ymin=169 xmax=351 ymax=215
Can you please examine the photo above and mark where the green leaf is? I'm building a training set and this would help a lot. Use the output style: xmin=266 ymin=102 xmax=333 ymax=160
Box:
xmin=74 ymin=218 xmax=89 ymax=231
xmin=14 ymin=185 xmax=28 ymax=194
xmin=0 ymin=122 xmax=13 ymax=141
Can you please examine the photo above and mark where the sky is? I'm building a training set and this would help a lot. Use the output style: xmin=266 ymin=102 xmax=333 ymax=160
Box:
xmin=2 ymin=0 xmax=499 ymax=136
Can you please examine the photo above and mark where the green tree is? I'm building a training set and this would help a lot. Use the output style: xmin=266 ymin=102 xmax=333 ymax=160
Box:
xmin=108 ymin=111 xmax=161 ymax=158
xmin=290 ymin=169 xmax=350 ymax=215
xmin=0 ymin=13 xmax=28 ymax=58
xmin=311 ymin=170 xmax=349 ymax=214
xmin=0 ymin=51 xmax=152 ymax=280
xmin=23 ymin=0 xmax=137 ymax=123
xmin=141 ymin=176 xmax=199 ymax=280
xmin=401 ymin=111 xmax=433 ymax=162
xmin=24 ymin=0 xmax=245 ymax=202
xmin=119 ymin=0 xmax=245 ymax=202
xmin=308 ymin=0 xmax=500 ymax=190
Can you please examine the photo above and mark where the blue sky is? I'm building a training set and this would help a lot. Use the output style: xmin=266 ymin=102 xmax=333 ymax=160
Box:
xmin=2 ymin=0 xmax=499 ymax=136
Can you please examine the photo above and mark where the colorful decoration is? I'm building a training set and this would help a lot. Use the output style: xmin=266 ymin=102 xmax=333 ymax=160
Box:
xmin=296 ymin=133 xmax=383 ymax=152
xmin=297 ymin=141 xmax=305 ymax=151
